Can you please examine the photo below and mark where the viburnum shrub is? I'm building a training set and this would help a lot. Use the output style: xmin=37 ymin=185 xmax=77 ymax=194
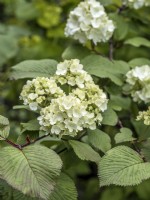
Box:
xmin=0 ymin=0 xmax=150 ymax=199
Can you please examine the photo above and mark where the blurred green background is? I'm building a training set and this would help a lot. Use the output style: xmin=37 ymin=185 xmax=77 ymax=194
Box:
xmin=0 ymin=0 xmax=150 ymax=199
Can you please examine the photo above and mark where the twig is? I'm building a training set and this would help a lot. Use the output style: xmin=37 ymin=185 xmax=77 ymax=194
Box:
xmin=116 ymin=120 xmax=146 ymax=162
xmin=21 ymin=133 xmax=50 ymax=148
xmin=0 ymin=133 xmax=50 ymax=150
xmin=109 ymin=37 xmax=114 ymax=60
xmin=90 ymin=41 xmax=105 ymax=57
xmin=118 ymin=4 xmax=127 ymax=14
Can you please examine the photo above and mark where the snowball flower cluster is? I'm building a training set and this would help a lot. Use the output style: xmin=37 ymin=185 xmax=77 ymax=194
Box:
xmin=126 ymin=65 xmax=150 ymax=103
xmin=20 ymin=59 xmax=108 ymax=137
xmin=20 ymin=77 xmax=64 ymax=111
xmin=38 ymin=95 xmax=100 ymax=136
xmin=54 ymin=59 xmax=93 ymax=88
xmin=65 ymin=0 xmax=115 ymax=45
xmin=137 ymin=107 xmax=150 ymax=125
xmin=123 ymin=0 xmax=150 ymax=9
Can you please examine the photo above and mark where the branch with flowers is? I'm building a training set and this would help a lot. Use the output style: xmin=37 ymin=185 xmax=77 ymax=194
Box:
xmin=0 ymin=0 xmax=150 ymax=199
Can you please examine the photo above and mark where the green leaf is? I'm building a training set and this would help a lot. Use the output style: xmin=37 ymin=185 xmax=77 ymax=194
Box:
xmin=81 ymin=55 xmax=129 ymax=86
xmin=128 ymin=58 xmax=150 ymax=68
xmin=0 ymin=179 xmax=13 ymax=200
xmin=102 ymin=107 xmax=118 ymax=126
xmin=0 ymin=145 xmax=62 ymax=200
xmin=100 ymin=188 xmax=124 ymax=200
xmin=0 ymin=35 xmax=18 ymax=67
xmin=10 ymin=59 xmax=58 ymax=80
xmin=110 ymin=95 xmax=131 ymax=110
xmin=13 ymin=105 xmax=39 ymax=113
xmin=62 ymin=44 xmax=91 ymax=60
xmin=141 ymin=139 xmax=150 ymax=162
xmin=15 ymin=0 xmax=39 ymax=21
xmin=17 ymin=131 xmax=39 ymax=145
xmin=131 ymin=119 xmax=150 ymax=141
xmin=88 ymin=129 xmax=111 ymax=153
xmin=98 ymin=146 xmax=150 ymax=186
xmin=69 ymin=140 xmax=100 ymax=163
xmin=49 ymin=173 xmax=78 ymax=200
xmin=124 ymin=37 xmax=150 ymax=47
xmin=0 ymin=115 xmax=10 ymax=140
xmin=109 ymin=13 xmax=129 ymax=40
xmin=21 ymin=119 xmax=40 ymax=133
xmin=115 ymin=128 xmax=135 ymax=144
xmin=13 ymin=190 xmax=36 ymax=200
xmin=99 ymin=0 xmax=113 ymax=6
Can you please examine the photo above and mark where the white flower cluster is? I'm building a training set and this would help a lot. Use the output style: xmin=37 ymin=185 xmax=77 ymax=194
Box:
xmin=123 ymin=0 xmax=150 ymax=9
xmin=20 ymin=77 xmax=64 ymax=111
xmin=38 ymin=95 xmax=99 ymax=136
xmin=137 ymin=107 xmax=150 ymax=125
xmin=65 ymin=0 xmax=115 ymax=45
xmin=20 ymin=59 xmax=108 ymax=137
xmin=40 ymin=60 xmax=108 ymax=137
xmin=54 ymin=59 xmax=93 ymax=88
xmin=126 ymin=65 xmax=150 ymax=103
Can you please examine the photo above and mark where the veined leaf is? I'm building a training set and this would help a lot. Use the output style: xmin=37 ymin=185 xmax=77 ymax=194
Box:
xmin=10 ymin=59 xmax=58 ymax=80
xmin=141 ymin=139 xmax=150 ymax=162
xmin=81 ymin=55 xmax=129 ymax=86
xmin=115 ymin=128 xmax=135 ymax=144
xmin=102 ymin=107 xmax=118 ymax=126
xmin=98 ymin=146 xmax=150 ymax=187
xmin=124 ymin=37 xmax=150 ymax=47
xmin=0 ymin=145 xmax=62 ymax=200
xmin=49 ymin=173 xmax=77 ymax=200
xmin=21 ymin=119 xmax=40 ymax=133
xmin=0 ymin=115 xmax=10 ymax=140
xmin=88 ymin=129 xmax=111 ymax=153
xmin=69 ymin=140 xmax=100 ymax=163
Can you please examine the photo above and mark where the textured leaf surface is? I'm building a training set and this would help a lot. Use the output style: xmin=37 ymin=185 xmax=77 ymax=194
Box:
xmin=0 ymin=115 xmax=10 ymax=140
xmin=115 ymin=128 xmax=135 ymax=144
xmin=141 ymin=139 xmax=150 ymax=162
xmin=88 ymin=129 xmax=111 ymax=153
xmin=10 ymin=59 xmax=58 ymax=79
xmin=69 ymin=140 xmax=100 ymax=163
xmin=98 ymin=146 xmax=150 ymax=186
xmin=0 ymin=145 xmax=62 ymax=200
xmin=49 ymin=173 xmax=77 ymax=200
xmin=81 ymin=55 xmax=129 ymax=86
xmin=125 ymin=37 xmax=150 ymax=47
xmin=102 ymin=107 xmax=118 ymax=126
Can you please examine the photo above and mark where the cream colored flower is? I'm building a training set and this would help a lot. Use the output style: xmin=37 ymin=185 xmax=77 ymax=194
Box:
xmin=137 ymin=107 xmax=150 ymax=125
xmin=65 ymin=0 xmax=115 ymax=45
xmin=20 ymin=77 xmax=64 ymax=110
xmin=126 ymin=65 xmax=150 ymax=103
